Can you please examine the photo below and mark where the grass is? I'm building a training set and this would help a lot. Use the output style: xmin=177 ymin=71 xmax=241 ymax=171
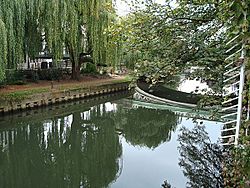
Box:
xmin=0 ymin=88 xmax=50 ymax=103
xmin=109 ymin=75 xmax=133 ymax=83
xmin=0 ymin=76 xmax=131 ymax=103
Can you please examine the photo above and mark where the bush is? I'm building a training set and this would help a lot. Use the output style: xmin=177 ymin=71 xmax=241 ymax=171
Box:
xmin=19 ymin=70 xmax=39 ymax=82
xmin=37 ymin=68 xmax=63 ymax=80
xmin=0 ymin=81 xmax=5 ymax=88
xmin=81 ymin=63 xmax=98 ymax=74
xmin=30 ymin=71 xmax=39 ymax=82
xmin=3 ymin=68 xmax=64 ymax=84
xmin=5 ymin=69 xmax=25 ymax=85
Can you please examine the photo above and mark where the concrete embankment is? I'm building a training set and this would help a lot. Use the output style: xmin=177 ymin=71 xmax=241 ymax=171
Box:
xmin=0 ymin=81 xmax=130 ymax=114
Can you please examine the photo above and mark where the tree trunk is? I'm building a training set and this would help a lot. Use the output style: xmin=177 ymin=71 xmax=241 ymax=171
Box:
xmin=67 ymin=40 xmax=81 ymax=80
xmin=71 ymin=61 xmax=81 ymax=80
xmin=71 ymin=61 xmax=77 ymax=79
xmin=76 ymin=64 xmax=81 ymax=80
xmin=70 ymin=50 xmax=92 ymax=80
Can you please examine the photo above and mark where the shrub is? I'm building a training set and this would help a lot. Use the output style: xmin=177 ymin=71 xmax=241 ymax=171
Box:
xmin=3 ymin=68 xmax=65 ymax=84
xmin=81 ymin=63 xmax=98 ymax=74
xmin=30 ymin=71 xmax=39 ymax=82
xmin=37 ymin=68 xmax=63 ymax=80
xmin=20 ymin=70 xmax=39 ymax=82
xmin=5 ymin=69 xmax=25 ymax=85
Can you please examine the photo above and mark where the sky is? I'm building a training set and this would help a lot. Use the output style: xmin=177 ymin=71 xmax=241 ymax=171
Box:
xmin=115 ymin=0 xmax=131 ymax=16
xmin=115 ymin=0 xmax=176 ymax=16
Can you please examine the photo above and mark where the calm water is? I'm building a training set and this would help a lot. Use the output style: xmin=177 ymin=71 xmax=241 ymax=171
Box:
xmin=0 ymin=93 xmax=221 ymax=188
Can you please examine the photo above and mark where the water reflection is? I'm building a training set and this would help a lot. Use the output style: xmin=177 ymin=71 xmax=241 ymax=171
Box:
xmin=0 ymin=96 xmax=180 ymax=188
xmin=0 ymin=105 xmax=122 ymax=188
xmin=178 ymin=124 xmax=223 ymax=188
xmin=114 ymin=107 xmax=180 ymax=149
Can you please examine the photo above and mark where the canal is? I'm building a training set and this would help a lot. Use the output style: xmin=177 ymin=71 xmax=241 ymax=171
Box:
xmin=0 ymin=92 xmax=221 ymax=188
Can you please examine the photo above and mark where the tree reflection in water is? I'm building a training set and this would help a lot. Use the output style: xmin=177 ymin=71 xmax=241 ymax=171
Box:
xmin=114 ymin=107 xmax=180 ymax=149
xmin=178 ymin=124 xmax=223 ymax=188
xmin=0 ymin=99 xmax=182 ymax=188
xmin=0 ymin=102 xmax=122 ymax=188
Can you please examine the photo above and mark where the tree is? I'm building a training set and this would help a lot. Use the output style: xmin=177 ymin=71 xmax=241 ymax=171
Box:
xmin=0 ymin=0 xmax=115 ymax=80
xmin=0 ymin=18 xmax=7 ymax=82
xmin=109 ymin=0 xmax=229 ymax=90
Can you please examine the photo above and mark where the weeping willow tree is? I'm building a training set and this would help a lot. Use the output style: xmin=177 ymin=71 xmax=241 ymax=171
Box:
xmin=37 ymin=0 xmax=116 ymax=79
xmin=0 ymin=0 xmax=28 ymax=81
xmin=0 ymin=0 xmax=115 ymax=80
xmin=0 ymin=19 xmax=7 ymax=82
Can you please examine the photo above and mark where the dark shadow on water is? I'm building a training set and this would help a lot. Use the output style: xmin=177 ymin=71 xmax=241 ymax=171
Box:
xmin=177 ymin=124 xmax=224 ymax=188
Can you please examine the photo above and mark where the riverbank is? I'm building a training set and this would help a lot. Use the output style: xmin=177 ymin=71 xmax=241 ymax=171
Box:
xmin=0 ymin=75 xmax=131 ymax=114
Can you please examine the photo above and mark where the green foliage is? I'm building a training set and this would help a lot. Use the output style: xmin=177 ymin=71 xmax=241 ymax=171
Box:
xmin=222 ymin=121 xmax=250 ymax=187
xmin=227 ymin=0 xmax=250 ymax=68
xmin=110 ymin=75 xmax=132 ymax=83
xmin=223 ymin=146 xmax=250 ymax=188
xmin=0 ymin=0 xmax=28 ymax=69
xmin=228 ymin=0 xmax=250 ymax=35
xmin=2 ymin=69 xmax=64 ymax=83
xmin=0 ymin=0 xmax=116 ymax=79
xmin=81 ymin=63 xmax=98 ymax=74
xmin=37 ymin=69 xmax=63 ymax=81
xmin=221 ymin=2 xmax=250 ymax=185
xmin=0 ymin=18 xmax=7 ymax=82
xmin=5 ymin=69 xmax=25 ymax=85
xmin=35 ymin=0 xmax=115 ymax=77
xmin=29 ymin=70 xmax=39 ymax=82
xmin=108 ymin=1 xmax=227 ymax=89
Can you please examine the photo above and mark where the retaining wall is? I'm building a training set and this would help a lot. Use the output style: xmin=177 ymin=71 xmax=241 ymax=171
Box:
xmin=0 ymin=82 xmax=129 ymax=114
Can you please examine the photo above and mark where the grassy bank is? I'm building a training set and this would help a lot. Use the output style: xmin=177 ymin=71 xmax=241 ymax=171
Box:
xmin=0 ymin=75 xmax=132 ymax=104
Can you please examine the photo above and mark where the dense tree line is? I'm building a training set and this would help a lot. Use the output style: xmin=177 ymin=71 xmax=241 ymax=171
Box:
xmin=0 ymin=0 xmax=249 ymax=84
xmin=108 ymin=0 xmax=250 ymax=91
xmin=0 ymin=0 xmax=117 ymax=81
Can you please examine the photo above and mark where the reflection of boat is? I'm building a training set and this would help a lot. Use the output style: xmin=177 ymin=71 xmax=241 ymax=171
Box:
xmin=130 ymin=99 xmax=223 ymax=122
